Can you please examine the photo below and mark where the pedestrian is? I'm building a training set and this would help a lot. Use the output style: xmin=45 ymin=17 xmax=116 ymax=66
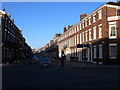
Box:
xmin=61 ymin=51 xmax=66 ymax=67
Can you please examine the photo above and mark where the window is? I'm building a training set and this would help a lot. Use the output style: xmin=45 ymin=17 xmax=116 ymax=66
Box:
xmin=5 ymin=17 xmax=8 ymax=27
xmin=93 ymin=46 xmax=97 ymax=58
xmin=109 ymin=44 xmax=117 ymax=59
xmin=98 ymin=24 xmax=102 ymax=38
xmin=77 ymin=25 xmax=79 ymax=32
xmin=109 ymin=22 xmax=116 ymax=39
xmin=111 ymin=27 xmax=116 ymax=36
xmin=99 ymin=45 xmax=102 ymax=58
xmin=85 ymin=31 xmax=88 ymax=41
xmin=98 ymin=10 xmax=102 ymax=20
xmin=77 ymin=35 xmax=79 ymax=44
xmin=75 ymin=36 xmax=76 ymax=46
xmin=83 ymin=32 xmax=84 ymax=42
xmin=80 ymin=33 xmax=82 ymax=44
xmin=80 ymin=23 xmax=82 ymax=30
xmin=88 ymin=17 xmax=91 ymax=25
xmin=93 ymin=14 xmax=96 ymax=23
xmin=82 ymin=21 xmax=84 ymax=29
xmin=4 ymin=29 xmax=7 ymax=41
xmin=85 ymin=19 xmax=87 ymax=27
xmin=93 ymin=26 xmax=96 ymax=40
xmin=117 ymin=9 xmax=120 ymax=16
xmin=89 ymin=29 xmax=92 ymax=41
xmin=75 ymin=27 xmax=77 ymax=33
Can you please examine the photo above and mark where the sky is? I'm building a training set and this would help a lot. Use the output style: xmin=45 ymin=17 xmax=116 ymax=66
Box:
xmin=1 ymin=1 xmax=116 ymax=50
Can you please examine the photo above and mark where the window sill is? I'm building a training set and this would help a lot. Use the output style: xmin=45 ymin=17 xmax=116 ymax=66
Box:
xmin=99 ymin=57 xmax=103 ymax=59
xmin=110 ymin=57 xmax=117 ymax=59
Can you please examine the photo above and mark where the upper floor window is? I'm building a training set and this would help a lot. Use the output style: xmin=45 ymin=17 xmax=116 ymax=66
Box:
xmin=74 ymin=27 xmax=76 ymax=33
xmin=98 ymin=24 xmax=102 ymax=38
xmin=117 ymin=9 xmax=120 ymax=16
xmin=80 ymin=23 xmax=82 ymax=30
xmin=109 ymin=22 xmax=116 ymax=39
xmin=85 ymin=31 xmax=88 ymax=41
xmin=88 ymin=17 xmax=91 ymax=25
xmin=82 ymin=32 xmax=84 ymax=42
xmin=98 ymin=10 xmax=102 ymax=20
xmin=93 ymin=26 xmax=96 ymax=40
xmin=82 ymin=21 xmax=84 ymax=29
xmin=93 ymin=14 xmax=96 ymax=23
xmin=85 ymin=19 xmax=87 ymax=27
xmin=89 ymin=29 xmax=92 ymax=41
xmin=77 ymin=25 xmax=79 ymax=32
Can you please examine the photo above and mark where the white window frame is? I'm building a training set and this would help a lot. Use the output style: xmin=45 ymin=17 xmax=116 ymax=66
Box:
xmin=117 ymin=9 xmax=120 ymax=16
xmin=85 ymin=19 xmax=87 ymax=27
xmin=98 ymin=24 xmax=102 ymax=38
xmin=93 ymin=45 xmax=97 ymax=58
xmin=93 ymin=13 xmax=96 ymax=23
xmin=82 ymin=21 xmax=84 ymax=29
xmin=98 ymin=10 xmax=102 ymax=20
xmin=99 ymin=45 xmax=103 ymax=58
xmin=109 ymin=44 xmax=117 ymax=59
xmin=109 ymin=22 xmax=117 ymax=39
xmin=88 ymin=17 xmax=91 ymax=25
xmin=89 ymin=28 xmax=92 ymax=41
xmin=93 ymin=26 xmax=96 ymax=40
xmin=74 ymin=27 xmax=76 ymax=33
xmin=77 ymin=34 xmax=79 ymax=44
xmin=80 ymin=23 xmax=82 ymax=30
xmin=77 ymin=24 xmax=79 ymax=32
xmin=80 ymin=33 xmax=82 ymax=44
xmin=83 ymin=32 xmax=84 ymax=42
xmin=85 ymin=30 xmax=88 ymax=42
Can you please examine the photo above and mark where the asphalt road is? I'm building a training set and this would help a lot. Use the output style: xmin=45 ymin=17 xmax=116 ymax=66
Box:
xmin=2 ymin=62 xmax=120 ymax=88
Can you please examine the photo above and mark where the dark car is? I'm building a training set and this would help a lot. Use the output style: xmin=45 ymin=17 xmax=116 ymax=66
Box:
xmin=49 ymin=58 xmax=55 ymax=63
xmin=40 ymin=58 xmax=51 ymax=67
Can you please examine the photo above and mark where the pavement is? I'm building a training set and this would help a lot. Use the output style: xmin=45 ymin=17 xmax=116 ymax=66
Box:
xmin=64 ymin=61 xmax=120 ymax=69
xmin=1 ymin=59 xmax=120 ymax=70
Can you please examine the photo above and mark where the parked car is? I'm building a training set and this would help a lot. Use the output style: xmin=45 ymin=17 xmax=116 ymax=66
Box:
xmin=40 ymin=58 xmax=51 ymax=67
xmin=31 ymin=56 xmax=39 ymax=64
xmin=49 ymin=58 xmax=55 ymax=63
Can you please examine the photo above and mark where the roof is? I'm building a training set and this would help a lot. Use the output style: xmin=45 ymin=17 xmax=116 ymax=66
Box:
xmin=106 ymin=2 xmax=120 ymax=6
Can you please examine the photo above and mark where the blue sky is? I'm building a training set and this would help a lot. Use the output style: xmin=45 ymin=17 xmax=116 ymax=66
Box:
xmin=2 ymin=2 xmax=108 ymax=49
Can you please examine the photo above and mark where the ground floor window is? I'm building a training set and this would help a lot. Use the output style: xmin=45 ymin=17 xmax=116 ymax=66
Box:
xmin=109 ymin=44 xmax=117 ymax=59
xmin=93 ymin=45 xmax=96 ymax=58
xmin=99 ymin=45 xmax=102 ymax=58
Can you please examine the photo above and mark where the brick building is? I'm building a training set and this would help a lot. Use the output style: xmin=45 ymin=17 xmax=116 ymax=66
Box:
xmin=0 ymin=10 xmax=32 ymax=64
xmin=57 ymin=2 xmax=120 ymax=64
xmin=39 ymin=33 xmax=61 ymax=58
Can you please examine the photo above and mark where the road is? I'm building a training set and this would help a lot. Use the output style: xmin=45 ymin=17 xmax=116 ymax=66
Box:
xmin=2 ymin=62 xmax=120 ymax=88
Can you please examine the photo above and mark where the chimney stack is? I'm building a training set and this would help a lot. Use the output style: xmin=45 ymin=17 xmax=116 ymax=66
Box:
xmin=68 ymin=25 xmax=73 ymax=29
xmin=20 ymin=30 xmax=22 ymax=34
xmin=11 ymin=19 xmax=14 ymax=23
xmin=80 ymin=14 xmax=88 ymax=21
xmin=64 ymin=27 xmax=67 ymax=33
xmin=7 ymin=13 xmax=11 ymax=18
